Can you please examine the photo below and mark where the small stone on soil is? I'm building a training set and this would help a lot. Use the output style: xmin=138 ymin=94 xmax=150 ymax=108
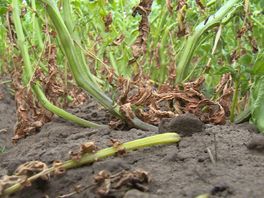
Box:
xmin=246 ymin=134 xmax=264 ymax=152
xmin=158 ymin=113 xmax=204 ymax=136
xmin=211 ymin=183 xmax=233 ymax=196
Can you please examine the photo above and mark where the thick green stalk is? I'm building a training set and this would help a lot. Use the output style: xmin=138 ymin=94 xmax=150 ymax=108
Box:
xmin=62 ymin=0 xmax=98 ymax=85
xmin=251 ymin=77 xmax=264 ymax=132
xmin=176 ymin=0 xmax=242 ymax=83
xmin=12 ymin=0 xmax=32 ymax=84
xmin=32 ymin=0 xmax=44 ymax=49
xmin=12 ymin=0 xmax=103 ymax=128
xmin=234 ymin=107 xmax=251 ymax=124
xmin=40 ymin=0 xmax=157 ymax=131
xmin=2 ymin=133 xmax=180 ymax=196
xmin=32 ymin=84 xmax=103 ymax=128
xmin=41 ymin=0 xmax=114 ymax=110
xmin=230 ymin=78 xmax=239 ymax=122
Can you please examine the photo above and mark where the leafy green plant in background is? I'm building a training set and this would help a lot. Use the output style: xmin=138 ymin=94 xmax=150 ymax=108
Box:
xmin=1 ymin=0 xmax=264 ymax=132
xmin=250 ymin=52 xmax=264 ymax=132
xmin=39 ymin=0 xmax=157 ymax=131
xmin=0 ymin=0 xmax=11 ymax=74
xmin=12 ymin=0 xmax=103 ymax=128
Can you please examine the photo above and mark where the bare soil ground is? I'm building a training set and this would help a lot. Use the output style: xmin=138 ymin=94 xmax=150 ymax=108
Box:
xmin=1 ymin=83 xmax=264 ymax=198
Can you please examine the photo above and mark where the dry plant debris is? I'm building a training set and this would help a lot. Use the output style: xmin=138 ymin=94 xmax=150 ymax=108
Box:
xmin=15 ymin=161 xmax=50 ymax=181
xmin=166 ymin=0 xmax=173 ymax=15
xmin=52 ymin=160 xmax=66 ymax=175
xmin=177 ymin=0 xmax=188 ymax=36
xmin=113 ymin=75 xmax=227 ymax=127
xmin=0 ymin=175 xmax=28 ymax=196
xmin=110 ymin=138 xmax=127 ymax=155
xmin=69 ymin=142 xmax=98 ymax=161
xmin=94 ymin=169 xmax=150 ymax=197
xmin=0 ymin=161 xmax=49 ymax=196
xmin=103 ymin=12 xmax=112 ymax=32
xmin=12 ymin=67 xmax=53 ymax=142
xmin=11 ymin=42 xmax=88 ymax=141
xmin=130 ymin=0 xmax=153 ymax=63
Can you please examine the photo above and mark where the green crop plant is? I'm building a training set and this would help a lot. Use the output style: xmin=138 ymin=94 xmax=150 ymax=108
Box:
xmin=39 ymin=0 xmax=157 ymax=131
xmin=1 ymin=0 xmax=263 ymax=132
xmin=12 ymin=0 xmax=103 ymax=128
xmin=249 ymin=50 xmax=264 ymax=132
xmin=39 ymin=0 xmax=244 ymax=128
xmin=176 ymin=0 xmax=243 ymax=83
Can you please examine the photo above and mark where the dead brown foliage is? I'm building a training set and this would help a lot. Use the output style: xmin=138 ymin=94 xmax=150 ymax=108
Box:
xmin=12 ymin=67 xmax=53 ymax=142
xmin=196 ymin=0 xmax=205 ymax=10
xmin=15 ymin=161 xmax=50 ymax=181
xmin=103 ymin=12 xmax=112 ymax=32
xmin=130 ymin=0 xmax=154 ymax=63
xmin=12 ymin=42 xmax=88 ymax=142
xmin=166 ymin=0 xmax=173 ymax=15
xmin=69 ymin=142 xmax=98 ymax=161
xmin=94 ymin=169 xmax=150 ymax=197
xmin=114 ymin=75 xmax=226 ymax=126
xmin=177 ymin=0 xmax=188 ymax=36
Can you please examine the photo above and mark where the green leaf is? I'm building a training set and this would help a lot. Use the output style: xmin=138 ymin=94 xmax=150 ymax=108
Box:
xmin=238 ymin=54 xmax=252 ymax=66
xmin=214 ymin=66 xmax=235 ymax=75
xmin=250 ymin=76 xmax=264 ymax=132
xmin=252 ymin=54 xmax=264 ymax=75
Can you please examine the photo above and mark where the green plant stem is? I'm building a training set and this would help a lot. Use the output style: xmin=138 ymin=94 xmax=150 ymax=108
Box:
xmin=234 ymin=107 xmax=251 ymax=124
xmin=206 ymin=0 xmax=216 ymax=7
xmin=62 ymin=0 xmax=98 ymax=86
xmin=230 ymin=78 xmax=239 ymax=122
xmin=251 ymin=77 xmax=264 ymax=132
xmin=41 ymin=0 xmax=117 ymax=111
xmin=251 ymin=16 xmax=264 ymax=29
xmin=40 ymin=0 xmax=157 ymax=131
xmin=32 ymin=83 xmax=104 ymax=128
xmin=32 ymin=0 xmax=44 ymax=49
xmin=2 ymin=133 xmax=181 ymax=196
xmin=176 ymin=0 xmax=242 ymax=83
xmin=12 ymin=0 xmax=103 ymax=128
xmin=12 ymin=0 xmax=33 ymax=84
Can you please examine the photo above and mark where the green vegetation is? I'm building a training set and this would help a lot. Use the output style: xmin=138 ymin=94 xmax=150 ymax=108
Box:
xmin=0 ymin=0 xmax=263 ymax=133
xmin=0 ymin=0 xmax=263 ymax=196
xmin=0 ymin=0 xmax=263 ymax=129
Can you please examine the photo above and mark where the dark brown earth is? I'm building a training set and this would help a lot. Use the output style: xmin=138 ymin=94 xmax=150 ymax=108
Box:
xmin=1 ymin=83 xmax=264 ymax=198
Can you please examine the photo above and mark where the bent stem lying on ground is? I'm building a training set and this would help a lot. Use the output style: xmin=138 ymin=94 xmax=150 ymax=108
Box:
xmin=12 ymin=0 xmax=104 ymax=128
xmin=2 ymin=132 xmax=181 ymax=196
xmin=40 ymin=0 xmax=157 ymax=131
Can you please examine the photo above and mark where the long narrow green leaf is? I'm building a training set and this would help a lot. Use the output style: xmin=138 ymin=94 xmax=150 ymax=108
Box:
xmin=176 ymin=0 xmax=242 ymax=83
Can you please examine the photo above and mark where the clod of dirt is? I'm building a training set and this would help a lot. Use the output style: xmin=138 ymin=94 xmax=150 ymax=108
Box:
xmin=237 ymin=122 xmax=259 ymax=133
xmin=246 ymin=134 xmax=264 ymax=152
xmin=124 ymin=189 xmax=158 ymax=198
xmin=210 ymin=183 xmax=234 ymax=196
xmin=158 ymin=113 xmax=204 ymax=136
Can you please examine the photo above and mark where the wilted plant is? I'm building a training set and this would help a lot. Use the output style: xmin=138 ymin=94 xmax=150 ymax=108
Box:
xmin=1 ymin=0 xmax=263 ymax=136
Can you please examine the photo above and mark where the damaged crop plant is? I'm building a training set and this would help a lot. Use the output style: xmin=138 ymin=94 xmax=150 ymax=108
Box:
xmin=4 ymin=0 xmax=263 ymax=136
xmin=0 ymin=0 xmax=263 ymax=196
